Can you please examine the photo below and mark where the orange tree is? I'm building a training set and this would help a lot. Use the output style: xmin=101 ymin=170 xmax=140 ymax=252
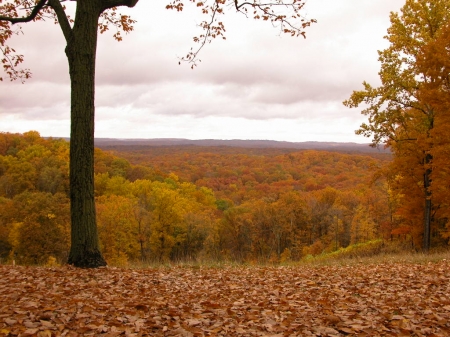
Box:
xmin=344 ymin=0 xmax=450 ymax=252
xmin=416 ymin=22 xmax=450 ymax=243
xmin=0 ymin=0 xmax=315 ymax=267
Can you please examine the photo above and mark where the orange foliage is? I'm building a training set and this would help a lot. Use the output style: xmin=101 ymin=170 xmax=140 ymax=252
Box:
xmin=4 ymin=131 xmax=445 ymax=264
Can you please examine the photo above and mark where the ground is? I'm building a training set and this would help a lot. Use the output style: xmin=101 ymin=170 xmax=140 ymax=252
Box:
xmin=1 ymin=261 xmax=449 ymax=336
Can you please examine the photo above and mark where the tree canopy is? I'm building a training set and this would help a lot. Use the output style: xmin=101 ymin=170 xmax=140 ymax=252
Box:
xmin=0 ymin=131 xmax=403 ymax=266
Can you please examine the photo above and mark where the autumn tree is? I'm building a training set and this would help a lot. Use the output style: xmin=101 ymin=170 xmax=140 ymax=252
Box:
xmin=96 ymin=195 xmax=141 ymax=265
xmin=247 ymin=192 xmax=307 ymax=262
xmin=343 ymin=0 xmax=450 ymax=252
xmin=416 ymin=21 xmax=450 ymax=245
xmin=4 ymin=192 xmax=70 ymax=265
xmin=0 ymin=131 xmax=70 ymax=199
xmin=1 ymin=0 xmax=315 ymax=267
xmin=0 ymin=197 xmax=13 ymax=261
xmin=220 ymin=205 xmax=253 ymax=262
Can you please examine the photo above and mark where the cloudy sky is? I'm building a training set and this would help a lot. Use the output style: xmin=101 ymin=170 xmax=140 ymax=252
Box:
xmin=0 ymin=0 xmax=405 ymax=143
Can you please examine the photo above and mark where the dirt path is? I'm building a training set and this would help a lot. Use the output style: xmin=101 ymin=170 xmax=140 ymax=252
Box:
xmin=1 ymin=262 xmax=449 ymax=336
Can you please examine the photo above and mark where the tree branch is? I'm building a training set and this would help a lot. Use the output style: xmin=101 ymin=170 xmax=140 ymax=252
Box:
xmin=48 ymin=0 xmax=73 ymax=43
xmin=235 ymin=1 xmax=297 ymax=10
xmin=233 ymin=0 xmax=312 ymax=38
xmin=100 ymin=0 xmax=139 ymax=11
xmin=181 ymin=0 xmax=222 ymax=67
xmin=0 ymin=0 xmax=48 ymax=24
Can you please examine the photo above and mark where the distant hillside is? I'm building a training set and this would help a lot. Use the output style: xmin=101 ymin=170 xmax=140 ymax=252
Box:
xmin=94 ymin=138 xmax=388 ymax=154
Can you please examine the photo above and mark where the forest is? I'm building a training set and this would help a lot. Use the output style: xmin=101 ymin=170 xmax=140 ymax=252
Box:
xmin=1 ymin=130 xmax=447 ymax=266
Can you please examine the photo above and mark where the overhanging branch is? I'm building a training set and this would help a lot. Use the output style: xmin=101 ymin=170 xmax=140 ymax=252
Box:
xmin=101 ymin=0 xmax=140 ymax=11
xmin=181 ymin=0 xmax=222 ymax=67
xmin=235 ymin=0 xmax=297 ymax=10
xmin=179 ymin=0 xmax=313 ymax=67
xmin=0 ymin=0 xmax=48 ymax=24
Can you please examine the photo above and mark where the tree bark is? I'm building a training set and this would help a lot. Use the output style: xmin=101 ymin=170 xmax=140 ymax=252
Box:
xmin=66 ymin=1 xmax=106 ymax=268
xmin=423 ymin=153 xmax=432 ymax=253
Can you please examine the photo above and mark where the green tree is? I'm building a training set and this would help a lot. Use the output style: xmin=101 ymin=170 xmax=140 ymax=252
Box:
xmin=343 ymin=0 xmax=450 ymax=252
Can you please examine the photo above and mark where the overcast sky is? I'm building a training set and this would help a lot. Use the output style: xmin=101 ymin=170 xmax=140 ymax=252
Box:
xmin=0 ymin=0 xmax=405 ymax=143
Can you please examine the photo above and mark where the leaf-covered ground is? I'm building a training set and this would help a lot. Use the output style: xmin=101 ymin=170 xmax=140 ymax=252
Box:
xmin=1 ymin=261 xmax=450 ymax=336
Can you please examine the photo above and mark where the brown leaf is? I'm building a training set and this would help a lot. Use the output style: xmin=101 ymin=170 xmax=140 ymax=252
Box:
xmin=37 ymin=330 xmax=52 ymax=337
xmin=22 ymin=328 xmax=39 ymax=335
xmin=4 ymin=318 xmax=17 ymax=326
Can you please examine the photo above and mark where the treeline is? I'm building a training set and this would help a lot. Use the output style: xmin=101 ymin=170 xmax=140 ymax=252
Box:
xmin=0 ymin=131 xmax=445 ymax=266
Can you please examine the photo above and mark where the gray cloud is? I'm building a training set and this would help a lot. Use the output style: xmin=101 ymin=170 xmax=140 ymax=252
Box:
xmin=0 ymin=0 xmax=405 ymax=142
xmin=0 ymin=81 xmax=69 ymax=117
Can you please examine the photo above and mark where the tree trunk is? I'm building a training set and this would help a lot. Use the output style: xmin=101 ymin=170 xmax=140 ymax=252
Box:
xmin=423 ymin=155 xmax=432 ymax=253
xmin=66 ymin=1 xmax=106 ymax=268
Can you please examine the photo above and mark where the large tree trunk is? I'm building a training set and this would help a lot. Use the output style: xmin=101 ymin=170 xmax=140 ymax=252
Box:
xmin=66 ymin=1 xmax=106 ymax=268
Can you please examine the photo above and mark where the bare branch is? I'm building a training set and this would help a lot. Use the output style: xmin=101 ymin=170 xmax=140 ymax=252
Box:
xmin=0 ymin=0 xmax=48 ymax=24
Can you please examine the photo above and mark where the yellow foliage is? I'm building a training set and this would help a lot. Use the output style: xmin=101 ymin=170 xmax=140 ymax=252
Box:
xmin=96 ymin=195 xmax=141 ymax=262
xmin=45 ymin=256 xmax=59 ymax=267
xmin=150 ymin=231 xmax=175 ymax=262
xmin=303 ymin=240 xmax=384 ymax=262
xmin=168 ymin=172 xmax=179 ymax=182
xmin=303 ymin=240 xmax=324 ymax=257
xmin=107 ymin=251 xmax=129 ymax=267
xmin=8 ymin=222 xmax=22 ymax=251
xmin=280 ymin=248 xmax=291 ymax=263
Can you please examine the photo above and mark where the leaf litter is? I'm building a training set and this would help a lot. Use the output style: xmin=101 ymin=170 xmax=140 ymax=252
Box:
xmin=1 ymin=261 xmax=450 ymax=336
